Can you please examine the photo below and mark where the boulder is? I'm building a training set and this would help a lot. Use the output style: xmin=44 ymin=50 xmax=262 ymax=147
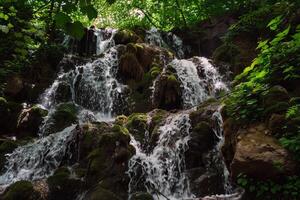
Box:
xmin=16 ymin=105 xmax=48 ymax=138
xmin=47 ymin=167 xmax=83 ymax=200
xmin=152 ymin=68 xmax=182 ymax=110
xmin=267 ymin=114 xmax=286 ymax=136
xmin=126 ymin=113 xmax=148 ymax=144
xmin=49 ymin=102 xmax=78 ymax=134
xmin=230 ymin=124 xmax=297 ymax=180
xmin=54 ymin=81 xmax=72 ymax=103
xmin=2 ymin=180 xmax=41 ymax=200
xmin=114 ymin=30 xmax=143 ymax=45
xmin=0 ymin=139 xmax=19 ymax=172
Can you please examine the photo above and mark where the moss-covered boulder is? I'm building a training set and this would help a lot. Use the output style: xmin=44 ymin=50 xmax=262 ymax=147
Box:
xmin=16 ymin=105 xmax=48 ymax=138
xmin=47 ymin=167 xmax=83 ymax=200
xmin=130 ymin=192 xmax=154 ymax=200
xmin=119 ymin=52 xmax=144 ymax=81
xmin=54 ymin=81 xmax=72 ymax=103
xmin=2 ymin=180 xmax=40 ymax=200
xmin=49 ymin=102 xmax=78 ymax=134
xmin=114 ymin=30 xmax=143 ymax=45
xmin=126 ymin=113 xmax=148 ymax=144
xmin=152 ymin=67 xmax=182 ymax=110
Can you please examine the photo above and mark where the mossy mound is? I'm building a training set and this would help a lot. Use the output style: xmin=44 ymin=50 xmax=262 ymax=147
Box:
xmin=114 ymin=30 xmax=143 ymax=45
xmin=47 ymin=167 xmax=83 ymax=200
xmin=126 ymin=113 xmax=148 ymax=143
xmin=49 ymin=102 xmax=78 ymax=134
xmin=2 ymin=180 xmax=40 ymax=200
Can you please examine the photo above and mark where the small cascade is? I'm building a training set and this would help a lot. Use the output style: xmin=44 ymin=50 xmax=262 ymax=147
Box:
xmin=0 ymin=28 xmax=126 ymax=189
xmin=95 ymin=28 xmax=117 ymax=55
xmin=170 ymin=57 xmax=228 ymax=108
xmin=146 ymin=27 xmax=185 ymax=58
xmin=0 ymin=125 xmax=77 ymax=187
xmin=128 ymin=112 xmax=195 ymax=200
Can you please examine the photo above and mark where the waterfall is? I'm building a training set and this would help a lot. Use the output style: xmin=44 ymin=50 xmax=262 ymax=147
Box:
xmin=0 ymin=28 xmax=125 ymax=190
xmin=170 ymin=57 xmax=228 ymax=108
xmin=0 ymin=125 xmax=77 ymax=187
xmin=128 ymin=112 xmax=195 ymax=200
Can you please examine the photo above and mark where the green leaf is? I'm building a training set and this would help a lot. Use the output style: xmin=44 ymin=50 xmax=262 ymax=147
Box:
xmin=81 ymin=5 xmax=98 ymax=20
xmin=54 ymin=12 xmax=72 ymax=27
xmin=62 ymin=3 xmax=77 ymax=14
xmin=267 ymin=15 xmax=283 ymax=31
xmin=65 ymin=21 xmax=85 ymax=39
xmin=270 ymin=25 xmax=290 ymax=46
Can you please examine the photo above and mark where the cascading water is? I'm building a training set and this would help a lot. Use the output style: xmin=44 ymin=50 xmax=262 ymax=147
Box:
xmin=128 ymin=112 xmax=194 ymax=200
xmin=0 ymin=28 xmax=126 ymax=190
xmin=170 ymin=57 xmax=228 ymax=108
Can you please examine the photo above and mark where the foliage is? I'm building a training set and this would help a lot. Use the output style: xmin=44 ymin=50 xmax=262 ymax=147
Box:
xmin=237 ymin=174 xmax=300 ymax=199
xmin=226 ymin=13 xmax=300 ymax=123
xmin=94 ymin=0 xmax=257 ymax=30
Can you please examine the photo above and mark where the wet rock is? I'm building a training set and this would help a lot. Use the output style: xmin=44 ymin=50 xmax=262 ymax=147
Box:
xmin=74 ymin=121 xmax=133 ymax=199
xmin=130 ymin=192 xmax=154 ymax=200
xmin=152 ymin=69 xmax=182 ymax=110
xmin=50 ymin=102 xmax=78 ymax=134
xmin=86 ymin=186 xmax=121 ymax=200
xmin=230 ymin=124 xmax=297 ymax=180
xmin=2 ymin=180 xmax=41 ymax=200
xmin=17 ymin=105 xmax=48 ymax=138
xmin=119 ymin=53 xmax=144 ymax=81
xmin=188 ymin=169 xmax=225 ymax=197
xmin=47 ymin=167 xmax=83 ymax=200
xmin=54 ymin=82 xmax=72 ymax=103
xmin=58 ymin=55 xmax=90 ymax=73
xmin=126 ymin=113 xmax=148 ymax=144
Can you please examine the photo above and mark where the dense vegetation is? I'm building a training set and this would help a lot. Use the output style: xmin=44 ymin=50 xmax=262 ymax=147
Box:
xmin=1 ymin=0 xmax=300 ymax=199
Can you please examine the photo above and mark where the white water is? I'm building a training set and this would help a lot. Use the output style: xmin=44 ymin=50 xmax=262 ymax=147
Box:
xmin=0 ymin=29 xmax=124 ymax=189
xmin=170 ymin=57 xmax=228 ymax=108
xmin=128 ymin=112 xmax=195 ymax=200
xmin=0 ymin=125 xmax=77 ymax=187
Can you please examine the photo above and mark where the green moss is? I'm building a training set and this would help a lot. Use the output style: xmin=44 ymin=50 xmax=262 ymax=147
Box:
xmin=51 ymin=102 xmax=78 ymax=132
xmin=112 ymin=124 xmax=129 ymax=135
xmin=167 ymin=74 xmax=178 ymax=83
xmin=115 ymin=115 xmax=128 ymax=126
xmin=3 ymin=180 xmax=39 ymax=200
xmin=31 ymin=105 xmax=48 ymax=117
xmin=0 ymin=97 xmax=8 ymax=105
xmin=150 ymin=65 xmax=162 ymax=78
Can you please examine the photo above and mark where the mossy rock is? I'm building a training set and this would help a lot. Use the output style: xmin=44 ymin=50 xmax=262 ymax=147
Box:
xmin=50 ymin=102 xmax=78 ymax=133
xmin=30 ymin=105 xmax=48 ymax=117
xmin=3 ymin=180 xmax=40 ymax=200
xmin=112 ymin=125 xmax=130 ymax=135
xmin=114 ymin=30 xmax=142 ymax=45
xmin=130 ymin=192 xmax=154 ymax=200
xmin=47 ymin=167 xmax=83 ymax=200
xmin=126 ymin=113 xmax=148 ymax=143
xmin=290 ymin=97 xmax=300 ymax=105
xmin=115 ymin=115 xmax=128 ymax=126
xmin=88 ymin=186 xmax=121 ymax=200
